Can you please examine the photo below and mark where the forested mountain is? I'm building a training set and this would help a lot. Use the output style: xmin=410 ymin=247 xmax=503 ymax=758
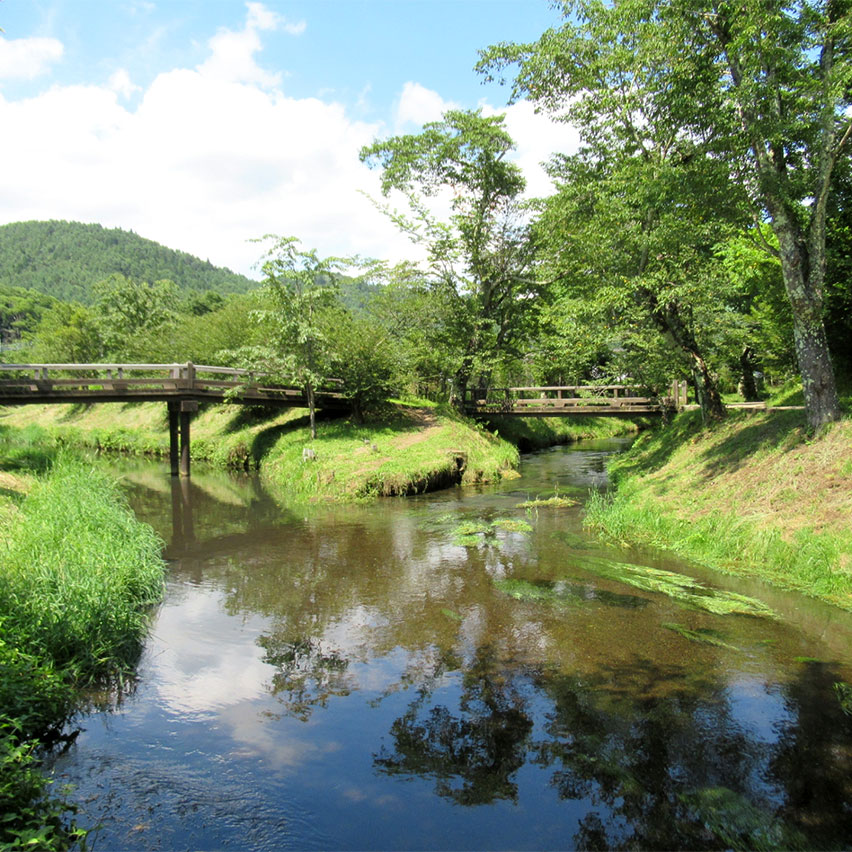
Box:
xmin=0 ymin=221 xmax=257 ymax=303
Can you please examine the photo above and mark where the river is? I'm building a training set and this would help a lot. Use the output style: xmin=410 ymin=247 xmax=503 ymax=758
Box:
xmin=50 ymin=438 xmax=852 ymax=850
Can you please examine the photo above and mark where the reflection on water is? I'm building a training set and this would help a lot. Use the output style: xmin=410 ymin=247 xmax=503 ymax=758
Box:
xmin=53 ymin=444 xmax=852 ymax=850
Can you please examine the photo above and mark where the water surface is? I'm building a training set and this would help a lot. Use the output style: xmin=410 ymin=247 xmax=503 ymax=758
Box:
xmin=52 ymin=440 xmax=852 ymax=850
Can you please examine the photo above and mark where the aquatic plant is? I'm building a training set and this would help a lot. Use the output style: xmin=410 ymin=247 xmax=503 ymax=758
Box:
xmin=572 ymin=556 xmax=776 ymax=618
xmin=494 ymin=578 xmax=583 ymax=607
xmin=516 ymin=496 xmax=578 ymax=509
xmin=451 ymin=517 xmax=533 ymax=547
xmin=834 ymin=681 xmax=852 ymax=716
xmin=662 ymin=622 xmax=740 ymax=651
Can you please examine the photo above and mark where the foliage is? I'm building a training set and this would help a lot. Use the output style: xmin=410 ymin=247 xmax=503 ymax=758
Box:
xmin=361 ymin=110 xmax=540 ymax=404
xmin=234 ymin=236 xmax=345 ymax=438
xmin=479 ymin=0 xmax=851 ymax=426
xmin=0 ymin=285 xmax=58 ymax=349
xmin=0 ymin=720 xmax=87 ymax=852
xmin=25 ymin=303 xmax=105 ymax=364
xmin=92 ymin=274 xmax=180 ymax=359
xmin=0 ymin=220 xmax=255 ymax=303
xmin=320 ymin=306 xmax=398 ymax=420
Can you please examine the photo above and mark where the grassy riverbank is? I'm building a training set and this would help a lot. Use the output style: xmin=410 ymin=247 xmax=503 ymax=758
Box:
xmin=0 ymin=402 xmax=524 ymax=501
xmin=584 ymin=410 xmax=852 ymax=610
xmin=0 ymin=457 xmax=166 ymax=850
xmin=262 ymin=406 xmax=519 ymax=500
xmin=0 ymin=402 xmax=646 ymax=502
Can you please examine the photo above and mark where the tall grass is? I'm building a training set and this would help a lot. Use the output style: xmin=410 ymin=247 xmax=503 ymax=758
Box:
xmin=0 ymin=456 xmax=165 ymax=683
xmin=0 ymin=454 xmax=166 ymax=850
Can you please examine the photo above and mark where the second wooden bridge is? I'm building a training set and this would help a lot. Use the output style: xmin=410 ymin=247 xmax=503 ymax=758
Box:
xmin=464 ymin=382 xmax=688 ymax=417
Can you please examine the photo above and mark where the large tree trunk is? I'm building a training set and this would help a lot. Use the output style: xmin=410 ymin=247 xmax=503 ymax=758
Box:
xmin=690 ymin=351 xmax=727 ymax=423
xmin=738 ymin=346 xmax=760 ymax=402
xmin=775 ymin=227 xmax=841 ymax=429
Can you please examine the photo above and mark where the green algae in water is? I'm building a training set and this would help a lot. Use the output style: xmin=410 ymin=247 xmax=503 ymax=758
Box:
xmin=494 ymin=578 xmax=648 ymax=610
xmin=494 ymin=578 xmax=583 ymax=607
xmin=491 ymin=517 xmax=533 ymax=534
xmin=441 ymin=608 xmax=463 ymax=622
xmin=516 ymin=496 xmax=578 ymax=509
xmin=679 ymin=787 xmax=807 ymax=851
xmin=662 ymin=622 xmax=740 ymax=651
xmin=451 ymin=517 xmax=532 ymax=547
xmin=572 ymin=556 xmax=776 ymax=618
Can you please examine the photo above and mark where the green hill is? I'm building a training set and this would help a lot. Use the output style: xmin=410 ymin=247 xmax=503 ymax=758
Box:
xmin=0 ymin=220 xmax=257 ymax=303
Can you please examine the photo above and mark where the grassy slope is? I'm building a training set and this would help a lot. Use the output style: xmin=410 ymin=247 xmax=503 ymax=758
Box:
xmin=0 ymin=402 xmax=520 ymax=500
xmin=585 ymin=409 xmax=852 ymax=609
xmin=262 ymin=407 xmax=519 ymax=501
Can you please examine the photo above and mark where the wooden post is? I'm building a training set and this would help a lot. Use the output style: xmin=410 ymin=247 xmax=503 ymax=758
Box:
xmin=168 ymin=401 xmax=180 ymax=476
xmin=179 ymin=400 xmax=198 ymax=477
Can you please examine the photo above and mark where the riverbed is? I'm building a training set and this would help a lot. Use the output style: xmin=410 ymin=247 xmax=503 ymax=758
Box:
xmin=51 ymin=439 xmax=852 ymax=849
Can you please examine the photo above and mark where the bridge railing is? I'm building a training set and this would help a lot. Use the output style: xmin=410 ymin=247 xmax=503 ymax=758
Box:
xmin=0 ymin=363 xmax=345 ymax=400
xmin=464 ymin=381 xmax=687 ymax=413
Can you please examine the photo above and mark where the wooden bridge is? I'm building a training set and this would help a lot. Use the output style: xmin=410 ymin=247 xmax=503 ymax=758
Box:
xmin=464 ymin=382 xmax=688 ymax=417
xmin=0 ymin=362 xmax=349 ymax=476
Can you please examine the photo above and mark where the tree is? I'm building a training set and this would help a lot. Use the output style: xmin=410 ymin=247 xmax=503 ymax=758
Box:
xmin=481 ymin=5 xmax=752 ymax=420
xmin=360 ymin=110 xmax=540 ymax=408
xmin=26 ymin=303 xmax=104 ymax=364
xmin=250 ymin=236 xmax=343 ymax=440
xmin=479 ymin=0 xmax=851 ymax=427
xmin=93 ymin=274 xmax=179 ymax=359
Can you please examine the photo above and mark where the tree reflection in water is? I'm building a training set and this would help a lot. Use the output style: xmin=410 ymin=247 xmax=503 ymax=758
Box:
xmin=374 ymin=646 xmax=534 ymax=805
xmin=259 ymin=634 xmax=351 ymax=721
xmin=370 ymin=647 xmax=852 ymax=850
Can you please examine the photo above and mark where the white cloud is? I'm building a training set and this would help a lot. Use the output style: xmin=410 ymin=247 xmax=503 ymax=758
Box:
xmin=0 ymin=35 xmax=64 ymax=80
xmin=486 ymin=99 xmax=581 ymax=198
xmin=199 ymin=1 xmax=304 ymax=89
xmin=394 ymin=81 xmax=455 ymax=129
xmin=0 ymin=6 xmax=578 ymax=278
xmin=108 ymin=69 xmax=140 ymax=99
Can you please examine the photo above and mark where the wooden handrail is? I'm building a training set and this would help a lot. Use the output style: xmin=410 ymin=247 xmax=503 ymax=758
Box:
xmin=0 ymin=362 xmax=343 ymax=385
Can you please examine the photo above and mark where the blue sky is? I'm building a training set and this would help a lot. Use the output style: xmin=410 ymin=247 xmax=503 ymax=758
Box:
xmin=0 ymin=1 xmax=578 ymax=277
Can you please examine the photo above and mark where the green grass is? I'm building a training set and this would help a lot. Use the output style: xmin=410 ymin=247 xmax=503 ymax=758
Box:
xmin=0 ymin=402 xmax=310 ymax=469
xmin=0 ymin=458 xmax=165 ymax=683
xmin=261 ymin=407 xmax=519 ymax=501
xmin=584 ymin=410 xmax=852 ymax=610
xmin=0 ymin=455 xmax=166 ymax=850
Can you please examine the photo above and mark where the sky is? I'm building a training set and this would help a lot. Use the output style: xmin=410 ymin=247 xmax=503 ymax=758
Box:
xmin=0 ymin=1 xmax=580 ymax=279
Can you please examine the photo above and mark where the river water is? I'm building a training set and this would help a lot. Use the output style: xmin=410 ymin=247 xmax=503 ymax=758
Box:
xmin=51 ymin=439 xmax=852 ymax=850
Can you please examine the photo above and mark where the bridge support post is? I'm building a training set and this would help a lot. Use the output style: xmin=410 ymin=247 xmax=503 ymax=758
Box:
xmin=168 ymin=402 xmax=180 ymax=476
xmin=179 ymin=400 xmax=198 ymax=477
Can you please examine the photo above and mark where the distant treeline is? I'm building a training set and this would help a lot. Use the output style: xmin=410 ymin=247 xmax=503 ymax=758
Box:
xmin=0 ymin=220 xmax=257 ymax=304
